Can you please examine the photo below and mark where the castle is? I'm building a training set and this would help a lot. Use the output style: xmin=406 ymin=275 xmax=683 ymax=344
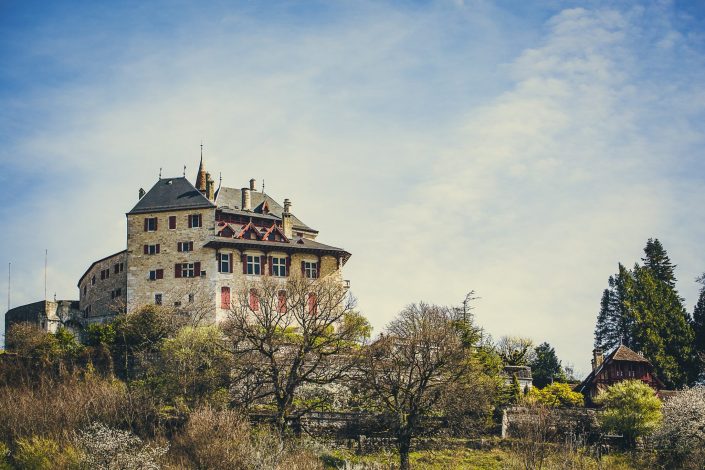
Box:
xmin=6 ymin=154 xmax=351 ymax=333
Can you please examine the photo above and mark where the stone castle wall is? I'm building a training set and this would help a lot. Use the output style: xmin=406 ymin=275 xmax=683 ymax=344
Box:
xmin=79 ymin=251 xmax=127 ymax=322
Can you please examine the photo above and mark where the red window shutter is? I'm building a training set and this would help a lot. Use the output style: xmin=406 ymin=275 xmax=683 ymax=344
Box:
xmin=175 ymin=264 xmax=182 ymax=278
xmin=169 ymin=216 xmax=176 ymax=229
xmin=144 ymin=218 xmax=148 ymax=231
xmin=144 ymin=245 xmax=148 ymax=255
xmin=316 ymin=260 xmax=321 ymax=278
xmin=268 ymin=256 xmax=273 ymax=276
xmin=188 ymin=216 xmax=192 ymax=228
xmin=242 ymin=254 xmax=247 ymax=274
xmin=189 ymin=242 xmax=193 ymax=251
xmin=229 ymin=255 xmax=233 ymax=273
xmin=221 ymin=287 xmax=230 ymax=309
xmin=286 ymin=257 xmax=291 ymax=277
xmin=177 ymin=242 xmax=182 ymax=252
xmin=156 ymin=244 xmax=160 ymax=254
xmin=277 ymin=290 xmax=287 ymax=313
xmin=154 ymin=218 xmax=158 ymax=230
xmin=156 ymin=269 xmax=164 ymax=280
xmin=259 ymin=257 xmax=265 ymax=275
xmin=301 ymin=261 xmax=306 ymax=276
xmin=198 ymin=214 xmax=202 ymax=227
xmin=194 ymin=262 xmax=201 ymax=276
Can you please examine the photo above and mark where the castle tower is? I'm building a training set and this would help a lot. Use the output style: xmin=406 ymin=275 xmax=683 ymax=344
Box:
xmin=195 ymin=145 xmax=207 ymax=193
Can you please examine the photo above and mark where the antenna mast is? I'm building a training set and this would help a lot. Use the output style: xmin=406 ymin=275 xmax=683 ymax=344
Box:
xmin=44 ymin=249 xmax=48 ymax=302
xmin=7 ymin=262 xmax=10 ymax=312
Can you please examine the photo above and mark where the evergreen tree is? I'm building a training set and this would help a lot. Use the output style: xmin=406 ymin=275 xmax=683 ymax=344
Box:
xmin=594 ymin=264 xmax=635 ymax=351
xmin=642 ymin=238 xmax=677 ymax=288
xmin=530 ymin=342 xmax=565 ymax=389
xmin=692 ymin=274 xmax=705 ymax=379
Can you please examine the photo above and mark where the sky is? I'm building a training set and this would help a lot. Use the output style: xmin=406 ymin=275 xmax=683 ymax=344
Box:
xmin=1 ymin=0 xmax=705 ymax=377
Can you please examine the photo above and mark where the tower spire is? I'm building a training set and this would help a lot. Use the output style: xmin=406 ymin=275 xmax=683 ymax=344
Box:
xmin=195 ymin=142 xmax=207 ymax=192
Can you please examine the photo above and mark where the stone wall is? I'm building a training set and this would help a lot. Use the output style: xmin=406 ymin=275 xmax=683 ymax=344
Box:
xmin=79 ymin=251 xmax=127 ymax=322
xmin=5 ymin=300 xmax=80 ymax=333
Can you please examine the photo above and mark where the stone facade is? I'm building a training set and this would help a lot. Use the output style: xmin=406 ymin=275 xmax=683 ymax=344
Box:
xmin=5 ymin=300 xmax=81 ymax=334
xmin=78 ymin=251 xmax=127 ymax=322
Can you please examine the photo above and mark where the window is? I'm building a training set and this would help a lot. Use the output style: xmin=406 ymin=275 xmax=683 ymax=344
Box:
xmin=188 ymin=293 xmax=195 ymax=303
xmin=177 ymin=262 xmax=200 ymax=278
xmin=221 ymin=286 xmax=231 ymax=309
xmin=277 ymin=290 xmax=287 ymax=313
xmin=219 ymin=253 xmax=232 ymax=273
xmin=188 ymin=214 xmax=202 ymax=228
xmin=303 ymin=261 xmax=318 ymax=279
xmin=114 ymin=262 xmax=124 ymax=274
xmin=271 ymin=257 xmax=287 ymax=277
xmin=168 ymin=215 xmax=176 ymax=230
xmin=148 ymin=269 xmax=164 ymax=280
xmin=110 ymin=288 xmax=122 ymax=299
xmin=247 ymin=255 xmax=261 ymax=275
xmin=144 ymin=244 xmax=160 ymax=255
xmin=91 ymin=275 xmax=96 ymax=285
xmin=177 ymin=241 xmax=193 ymax=252
xmin=100 ymin=268 xmax=110 ymax=280
xmin=248 ymin=289 xmax=260 ymax=311
xmin=144 ymin=217 xmax=157 ymax=232
xmin=83 ymin=285 xmax=87 ymax=295
xmin=174 ymin=301 xmax=182 ymax=308
xmin=155 ymin=294 xmax=162 ymax=305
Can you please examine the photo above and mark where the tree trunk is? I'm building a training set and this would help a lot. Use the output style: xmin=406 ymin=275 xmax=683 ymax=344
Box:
xmin=398 ymin=431 xmax=412 ymax=470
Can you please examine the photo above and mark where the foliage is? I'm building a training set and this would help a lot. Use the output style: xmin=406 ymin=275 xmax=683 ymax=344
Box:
xmin=13 ymin=436 xmax=81 ymax=470
xmin=594 ymin=380 xmax=662 ymax=448
xmin=496 ymin=336 xmax=535 ymax=366
xmin=526 ymin=382 xmax=583 ymax=408
xmin=75 ymin=422 xmax=168 ymax=470
xmin=83 ymin=322 xmax=116 ymax=347
xmin=530 ymin=342 xmax=566 ymax=389
xmin=653 ymin=386 xmax=705 ymax=468
xmin=593 ymin=239 xmax=696 ymax=388
xmin=693 ymin=274 xmax=705 ymax=380
xmin=224 ymin=276 xmax=369 ymax=433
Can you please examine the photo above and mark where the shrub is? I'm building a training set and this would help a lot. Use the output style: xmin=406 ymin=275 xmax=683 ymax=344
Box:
xmin=75 ymin=422 xmax=168 ymax=470
xmin=13 ymin=436 xmax=81 ymax=470
xmin=526 ymin=382 xmax=583 ymax=407
xmin=653 ymin=386 xmax=705 ymax=468
xmin=594 ymin=380 xmax=661 ymax=448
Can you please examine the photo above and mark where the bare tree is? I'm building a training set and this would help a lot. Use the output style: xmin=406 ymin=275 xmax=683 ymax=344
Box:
xmin=223 ymin=276 xmax=370 ymax=433
xmin=357 ymin=302 xmax=473 ymax=470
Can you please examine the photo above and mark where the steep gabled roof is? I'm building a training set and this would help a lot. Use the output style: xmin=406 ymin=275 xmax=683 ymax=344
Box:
xmin=128 ymin=177 xmax=215 ymax=215
xmin=213 ymin=186 xmax=316 ymax=233
xmin=576 ymin=344 xmax=656 ymax=394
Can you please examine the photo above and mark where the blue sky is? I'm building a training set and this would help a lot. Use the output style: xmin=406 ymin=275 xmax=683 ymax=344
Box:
xmin=2 ymin=0 xmax=705 ymax=376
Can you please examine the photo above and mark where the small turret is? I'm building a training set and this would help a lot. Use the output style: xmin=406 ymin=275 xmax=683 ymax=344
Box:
xmin=282 ymin=198 xmax=293 ymax=238
xmin=195 ymin=145 xmax=207 ymax=193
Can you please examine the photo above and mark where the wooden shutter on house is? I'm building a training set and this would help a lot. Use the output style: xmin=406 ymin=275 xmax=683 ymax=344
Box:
xmin=229 ymin=254 xmax=233 ymax=273
xmin=156 ymin=269 xmax=164 ymax=280
xmin=154 ymin=218 xmax=158 ymax=230
xmin=316 ymin=258 xmax=321 ymax=278
xmin=177 ymin=242 xmax=182 ymax=252
xmin=175 ymin=264 xmax=182 ymax=278
xmin=188 ymin=216 xmax=192 ymax=228
xmin=285 ymin=257 xmax=291 ymax=277
xmin=268 ymin=256 xmax=273 ymax=276
xmin=144 ymin=245 xmax=148 ymax=254
xmin=301 ymin=261 xmax=306 ymax=276
xmin=194 ymin=262 xmax=201 ymax=276
xmin=259 ymin=257 xmax=265 ymax=275
xmin=144 ymin=219 xmax=148 ymax=231
xmin=156 ymin=244 xmax=160 ymax=254
xmin=242 ymin=253 xmax=247 ymax=274
xmin=169 ymin=216 xmax=176 ymax=229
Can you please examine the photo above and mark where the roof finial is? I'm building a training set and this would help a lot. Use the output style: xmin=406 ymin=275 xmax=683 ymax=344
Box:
xmin=200 ymin=140 xmax=203 ymax=163
xmin=262 ymin=179 xmax=265 ymax=195
xmin=159 ymin=167 xmax=162 ymax=179
xmin=183 ymin=165 xmax=186 ymax=177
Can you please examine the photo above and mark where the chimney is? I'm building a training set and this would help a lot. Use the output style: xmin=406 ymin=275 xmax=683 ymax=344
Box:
xmin=591 ymin=348 xmax=604 ymax=371
xmin=241 ymin=188 xmax=251 ymax=211
xmin=249 ymin=178 xmax=256 ymax=191
xmin=282 ymin=198 xmax=293 ymax=238
xmin=206 ymin=173 xmax=215 ymax=200
xmin=138 ymin=188 xmax=145 ymax=200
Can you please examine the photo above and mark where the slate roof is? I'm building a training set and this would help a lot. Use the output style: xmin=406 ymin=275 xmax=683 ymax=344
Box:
xmin=128 ymin=177 xmax=215 ymax=215
xmin=214 ymin=186 xmax=316 ymax=233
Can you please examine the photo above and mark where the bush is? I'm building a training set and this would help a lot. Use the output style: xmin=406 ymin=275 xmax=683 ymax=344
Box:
xmin=594 ymin=380 xmax=661 ymax=448
xmin=171 ymin=406 xmax=322 ymax=470
xmin=13 ymin=436 xmax=81 ymax=470
xmin=653 ymin=386 xmax=705 ymax=468
xmin=74 ymin=422 xmax=168 ymax=470
xmin=526 ymin=382 xmax=583 ymax=407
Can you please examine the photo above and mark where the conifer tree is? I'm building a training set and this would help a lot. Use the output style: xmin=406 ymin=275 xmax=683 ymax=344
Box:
xmin=642 ymin=238 xmax=677 ymax=287
xmin=693 ymin=274 xmax=705 ymax=378
xmin=594 ymin=264 xmax=635 ymax=351
xmin=530 ymin=342 xmax=565 ymax=389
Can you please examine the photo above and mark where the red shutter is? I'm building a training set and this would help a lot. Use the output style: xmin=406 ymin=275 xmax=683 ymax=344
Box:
xmin=198 ymin=214 xmax=202 ymax=227
xmin=242 ymin=254 xmax=247 ymax=274
xmin=301 ymin=261 xmax=306 ymax=276
xmin=229 ymin=254 xmax=233 ymax=273
xmin=268 ymin=256 xmax=273 ymax=276
xmin=156 ymin=269 xmax=164 ymax=280
xmin=188 ymin=215 xmax=192 ymax=228
xmin=286 ymin=257 xmax=291 ymax=277
xmin=154 ymin=218 xmax=158 ymax=230
xmin=144 ymin=245 xmax=148 ymax=254
xmin=156 ymin=244 xmax=160 ymax=254
xmin=259 ymin=256 xmax=265 ymax=275
xmin=169 ymin=216 xmax=176 ymax=229
xmin=316 ymin=259 xmax=321 ymax=278
xmin=177 ymin=242 xmax=182 ymax=252
xmin=175 ymin=264 xmax=182 ymax=278
xmin=194 ymin=262 xmax=201 ymax=276
xmin=189 ymin=242 xmax=193 ymax=251
xmin=144 ymin=218 xmax=148 ymax=231
xmin=221 ymin=287 xmax=231 ymax=309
